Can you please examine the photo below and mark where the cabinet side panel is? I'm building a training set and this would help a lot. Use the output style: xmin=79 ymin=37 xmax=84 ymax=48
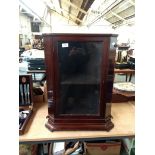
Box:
xmin=100 ymin=37 xmax=110 ymax=117
xmin=105 ymin=37 xmax=117 ymax=117
xmin=43 ymin=36 xmax=55 ymax=115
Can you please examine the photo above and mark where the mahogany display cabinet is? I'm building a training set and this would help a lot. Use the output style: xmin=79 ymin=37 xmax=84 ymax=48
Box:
xmin=43 ymin=33 xmax=118 ymax=131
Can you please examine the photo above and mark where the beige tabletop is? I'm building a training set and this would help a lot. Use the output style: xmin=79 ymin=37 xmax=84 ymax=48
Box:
xmin=19 ymin=101 xmax=135 ymax=142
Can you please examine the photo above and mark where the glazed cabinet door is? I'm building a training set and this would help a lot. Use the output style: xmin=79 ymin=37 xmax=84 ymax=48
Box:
xmin=54 ymin=37 xmax=106 ymax=116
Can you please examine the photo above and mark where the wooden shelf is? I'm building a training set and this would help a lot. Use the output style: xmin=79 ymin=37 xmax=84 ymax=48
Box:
xmin=60 ymin=75 xmax=100 ymax=85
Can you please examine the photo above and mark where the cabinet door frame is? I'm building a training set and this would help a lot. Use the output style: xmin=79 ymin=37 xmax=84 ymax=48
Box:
xmin=51 ymin=35 xmax=110 ymax=119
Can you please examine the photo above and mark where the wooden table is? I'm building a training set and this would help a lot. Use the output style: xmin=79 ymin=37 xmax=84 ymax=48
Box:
xmin=114 ymin=69 xmax=135 ymax=82
xmin=19 ymin=101 xmax=135 ymax=143
xmin=27 ymin=70 xmax=46 ymax=83
xmin=112 ymin=89 xmax=135 ymax=102
xmin=114 ymin=69 xmax=134 ymax=74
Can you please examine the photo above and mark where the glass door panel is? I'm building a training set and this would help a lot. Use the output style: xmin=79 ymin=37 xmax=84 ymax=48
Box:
xmin=57 ymin=41 xmax=103 ymax=115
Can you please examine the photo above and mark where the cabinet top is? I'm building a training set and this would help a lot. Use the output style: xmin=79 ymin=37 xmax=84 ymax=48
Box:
xmin=42 ymin=33 xmax=118 ymax=37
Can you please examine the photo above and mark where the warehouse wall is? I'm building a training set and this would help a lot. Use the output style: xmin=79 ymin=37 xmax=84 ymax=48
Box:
xmin=39 ymin=11 xmax=52 ymax=33
xmin=114 ymin=25 xmax=135 ymax=48
xmin=19 ymin=13 xmax=32 ymax=46
xmin=19 ymin=13 xmax=32 ymax=35
xmin=19 ymin=11 xmax=135 ymax=49
xmin=19 ymin=11 xmax=115 ymax=35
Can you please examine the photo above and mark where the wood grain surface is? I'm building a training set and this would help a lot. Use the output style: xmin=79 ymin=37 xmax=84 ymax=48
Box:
xmin=19 ymin=101 xmax=135 ymax=142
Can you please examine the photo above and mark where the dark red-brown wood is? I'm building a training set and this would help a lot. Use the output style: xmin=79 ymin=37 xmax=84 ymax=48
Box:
xmin=43 ymin=33 xmax=118 ymax=131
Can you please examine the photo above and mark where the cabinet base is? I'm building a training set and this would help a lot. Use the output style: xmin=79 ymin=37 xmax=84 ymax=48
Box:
xmin=45 ymin=117 xmax=114 ymax=132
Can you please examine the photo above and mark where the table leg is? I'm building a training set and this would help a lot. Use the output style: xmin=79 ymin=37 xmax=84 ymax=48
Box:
xmin=126 ymin=74 xmax=128 ymax=82
xmin=129 ymin=73 xmax=132 ymax=82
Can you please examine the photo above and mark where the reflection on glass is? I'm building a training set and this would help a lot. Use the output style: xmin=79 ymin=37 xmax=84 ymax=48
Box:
xmin=58 ymin=41 xmax=103 ymax=115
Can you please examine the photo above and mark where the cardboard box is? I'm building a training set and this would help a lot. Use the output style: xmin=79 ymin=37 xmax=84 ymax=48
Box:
xmin=86 ymin=141 xmax=121 ymax=155
xmin=33 ymin=94 xmax=44 ymax=103
xmin=24 ymin=44 xmax=32 ymax=50
xmin=19 ymin=144 xmax=38 ymax=155
xmin=33 ymin=86 xmax=45 ymax=103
